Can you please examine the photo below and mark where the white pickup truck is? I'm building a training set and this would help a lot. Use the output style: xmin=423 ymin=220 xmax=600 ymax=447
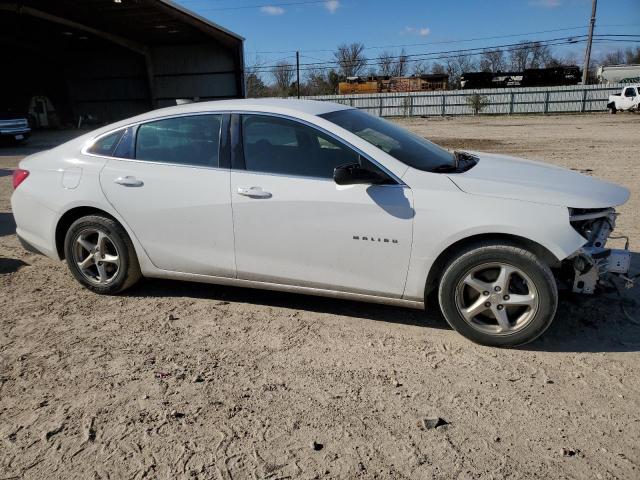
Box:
xmin=607 ymin=84 xmax=640 ymax=113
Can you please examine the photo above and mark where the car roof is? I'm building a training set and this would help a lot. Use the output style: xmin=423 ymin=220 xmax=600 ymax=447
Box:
xmin=134 ymin=98 xmax=352 ymax=121
xmin=69 ymin=98 xmax=354 ymax=149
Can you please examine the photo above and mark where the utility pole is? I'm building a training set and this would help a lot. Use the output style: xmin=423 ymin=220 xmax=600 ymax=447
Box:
xmin=582 ymin=0 xmax=597 ymax=85
xmin=296 ymin=51 xmax=300 ymax=98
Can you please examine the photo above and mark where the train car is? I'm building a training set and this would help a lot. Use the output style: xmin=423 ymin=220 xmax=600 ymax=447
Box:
xmin=338 ymin=76 xmax=379 ymax=95
xmin=461 ymin=66 xmax=581 ymax=89
xmin=521 ymin=66 xmax=581 ymax=87
xmin=388 ymin=74 xmax=448 ymax=92
xmin=338 ymin=74 xmax=449 ymax=95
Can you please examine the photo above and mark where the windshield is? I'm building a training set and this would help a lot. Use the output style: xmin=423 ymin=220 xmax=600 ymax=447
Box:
xmin=320 ymin=108 xmax=455 ymax=172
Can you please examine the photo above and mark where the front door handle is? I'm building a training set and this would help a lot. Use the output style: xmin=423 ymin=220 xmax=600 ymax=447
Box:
xmin=114 ymin=176 xmax=144 ymax=187
xmin=237 ymin=186 xmax=272 ymax=199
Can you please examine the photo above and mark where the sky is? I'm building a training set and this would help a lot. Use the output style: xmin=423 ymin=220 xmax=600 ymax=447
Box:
xmin=175 ymin=0 xmax=640 ymax=72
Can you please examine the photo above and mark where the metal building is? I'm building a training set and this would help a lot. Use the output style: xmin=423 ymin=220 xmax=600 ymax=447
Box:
xmin=0 ymin=0 xmax=245 ymax=126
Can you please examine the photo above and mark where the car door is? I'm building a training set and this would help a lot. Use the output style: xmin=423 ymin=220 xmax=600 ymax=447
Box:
xmin=621 ymin=87 xmax=637 ymax=110
xmin=98 ymin=113 xmax=236 ymax=277
xmin=229 ymin=113 xmax=413 ymax=298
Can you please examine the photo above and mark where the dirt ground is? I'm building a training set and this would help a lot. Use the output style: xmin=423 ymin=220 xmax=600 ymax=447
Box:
xmin=1 ymin=113 xmax=639 ymax=480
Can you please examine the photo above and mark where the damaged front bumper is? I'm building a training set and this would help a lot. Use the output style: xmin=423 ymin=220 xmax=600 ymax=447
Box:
xmin=566 ymin=207 xmax=633 ymax=294
xmin=568 ymin=246 xmax=632 ymax=293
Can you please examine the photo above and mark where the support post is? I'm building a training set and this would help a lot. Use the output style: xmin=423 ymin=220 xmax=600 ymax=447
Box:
xmin=544 ymin=91 xmax=550 ymax=114
xmin=379 ymin=96 xmax=383 ymax=116
xmin=581 ymin=88 xmax=588 ymax=112
xmin=441 ymin=94 xmax=446 ymax=116
xmin=509 ymin=92 xmax=515 ymax=114
xmin=296 ymin=51 xmax=300 ymax=99
xmin=582 ymin=0 xmax=597 ymax=85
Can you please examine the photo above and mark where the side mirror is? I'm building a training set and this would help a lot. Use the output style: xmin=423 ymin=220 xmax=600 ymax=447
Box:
xmin=333 ymin=162 xmax=387 ymax=186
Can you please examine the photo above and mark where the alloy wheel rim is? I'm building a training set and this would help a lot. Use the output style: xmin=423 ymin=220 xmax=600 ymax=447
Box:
xmin=454 ymin=262 xmax=539 ymax=336
xmin=72 ymin=228 xmax=121 ymax=285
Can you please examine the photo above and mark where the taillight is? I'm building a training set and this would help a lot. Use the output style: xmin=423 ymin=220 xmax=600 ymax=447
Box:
xmin=12 ymin=169 xmax=29 ymax=189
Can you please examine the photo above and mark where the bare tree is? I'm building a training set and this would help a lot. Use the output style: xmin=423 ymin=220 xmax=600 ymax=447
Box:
xmin=597 ymin=47 xmax=640 ymax=67
xmin=377 ymin=49 xmax=409 ymax=77
xmin=480 ymin=49 xmax=506 ymax=72
xmin=377 ymin=51 xmax=395 ymax=76
xmin=509 ymin=41 xmax=533 ymax=71
xmin=334 ymin=42 xmax=367 ymax=77
xmin=554 ymin=51 xmax=578 ymax=66
xmin=445 ymin=54 xmax=478 ymax=88
xmin=305 ymin=67 xmax=339 ymax=95
xmin=601 ymin=49 xmax=626 ymax=66
xmin=625 ymin=47 xmax=640 ymax=64
xmin=508 ymin=41 xmax=553 ymax=71
xmin=412 ymin=60 xmax=429 ymax=76
xmin=271 ymin=61 xmax=295 ymax=96
xmin=431 ymin=62 xmax=446 ymax=75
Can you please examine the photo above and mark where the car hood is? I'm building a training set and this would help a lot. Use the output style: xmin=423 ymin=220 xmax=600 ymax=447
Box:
xmin=447 ymin=151 xmax=630 ymax=208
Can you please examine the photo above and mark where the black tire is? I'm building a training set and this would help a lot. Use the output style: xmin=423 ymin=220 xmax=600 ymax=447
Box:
xmin=437 ymin=242 xmax=558 ymax=347
xmin=64 ymin=215 xmax=141 ymax=294
xmin=610 ymin=107 xmax=617 ymax=114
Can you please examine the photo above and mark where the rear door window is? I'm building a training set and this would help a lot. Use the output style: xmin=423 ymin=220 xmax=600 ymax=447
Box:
xmin=135 ymin=115 xmax=222 ymax=167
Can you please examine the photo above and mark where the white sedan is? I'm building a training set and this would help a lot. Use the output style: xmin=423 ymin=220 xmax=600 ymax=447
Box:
xmin=11 ymin=99 xmax=632 ymax=347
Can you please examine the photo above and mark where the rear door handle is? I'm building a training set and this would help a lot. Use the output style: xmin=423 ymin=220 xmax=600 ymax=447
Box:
xmin=114 ymin=176 xmax=144 ymax=187
xmin=237 ymin=186 xmax=272 ymax=199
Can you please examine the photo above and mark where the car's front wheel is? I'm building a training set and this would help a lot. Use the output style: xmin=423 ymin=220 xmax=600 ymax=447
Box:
xmin=64 ymin=215 xmax=141 ymax=294
xmin=438 ymin=243 xmax=558 ymax=347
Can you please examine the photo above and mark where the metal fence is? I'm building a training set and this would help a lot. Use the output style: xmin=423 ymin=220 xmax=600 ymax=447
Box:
xmin=301 ymin=83 xmax=623 ymax=117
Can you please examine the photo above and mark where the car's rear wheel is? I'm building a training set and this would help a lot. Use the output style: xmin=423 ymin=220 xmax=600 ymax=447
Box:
xmin=64 ymin=215 xmax=141 ymax=294
xmin=609 ymin=107 xmax=617 ymax=114
xmin=438 ymin=243 xmax=558 ymax=347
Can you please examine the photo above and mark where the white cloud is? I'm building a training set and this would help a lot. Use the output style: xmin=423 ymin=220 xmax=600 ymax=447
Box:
xmin=260 ymin=5 xmax=285 ymax=15
xmin=325 ymin=0 xmax=340 ymax=13
xmin=402 ymin=26 xmax=431 ymax=37
xmin=529 ymin=0 xmax=562 ymax=7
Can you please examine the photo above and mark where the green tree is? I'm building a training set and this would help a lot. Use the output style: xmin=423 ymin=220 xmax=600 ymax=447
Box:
xmin=466 ymin=93 xmax=489 ymax=115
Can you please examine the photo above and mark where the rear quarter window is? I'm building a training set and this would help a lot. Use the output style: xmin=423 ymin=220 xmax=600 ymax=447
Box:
xmin=88 ymin=130 xmax=124 ymax=157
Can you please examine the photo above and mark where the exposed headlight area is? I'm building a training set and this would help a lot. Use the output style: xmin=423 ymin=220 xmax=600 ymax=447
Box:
xmin=569 ymin=207 xmax=617 ymax=248
xmin=565 ymin=207 xmax=632 ymax=294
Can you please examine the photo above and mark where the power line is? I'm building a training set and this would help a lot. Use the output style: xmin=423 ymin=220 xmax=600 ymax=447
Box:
xmin=251 ymin=41 xmax=586 ymax=74
xmin=249 ymin=33 xmax=640 ymax=74
xmin=593 ymin=39 xmax=640 ymax=44
xmin=246 ymin=23 xmax=640 ymax=55
xmin=249 ymin=26 xmax=591 ymax=55
xmin=248 ymin=37 xmax=590 ymax=74
xmin=291 ymin=36 xmax=588 ymax=67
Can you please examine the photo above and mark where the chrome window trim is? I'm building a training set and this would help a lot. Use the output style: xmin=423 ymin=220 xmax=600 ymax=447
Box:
xmin=230 ymin=168 xmax=407 ymax=186
xmin=81 ymin=109 xmax=405 ymax=185
xmin=81 ymin=111 xmax=228 ymax=169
